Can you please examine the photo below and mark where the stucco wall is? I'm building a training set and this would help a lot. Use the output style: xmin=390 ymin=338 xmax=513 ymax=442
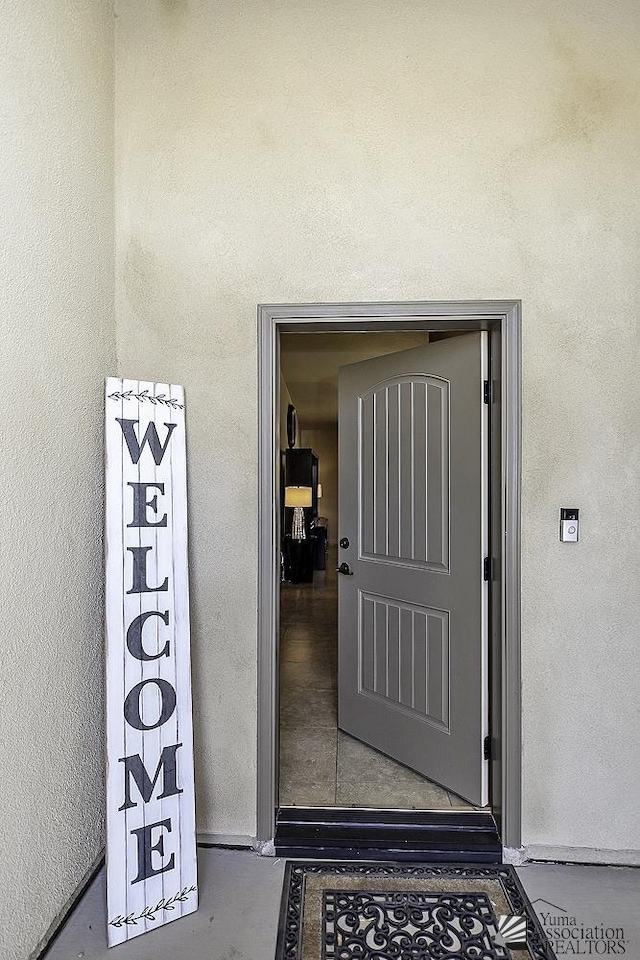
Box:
xmin=0 ymin=2 xmax=114 ymax=957
xmin=115 ymin=0 xmax=640 ymax=852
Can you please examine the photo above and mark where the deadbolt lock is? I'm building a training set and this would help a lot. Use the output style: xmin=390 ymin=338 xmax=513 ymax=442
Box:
xmin=339 ymin=537 xmax=350 ymax=549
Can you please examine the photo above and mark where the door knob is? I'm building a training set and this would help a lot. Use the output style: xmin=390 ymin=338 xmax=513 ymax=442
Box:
xmin=339 ymin=537 xmax=350 ymax=549
xmin=336 ymin=562 xmax=354 ymax=576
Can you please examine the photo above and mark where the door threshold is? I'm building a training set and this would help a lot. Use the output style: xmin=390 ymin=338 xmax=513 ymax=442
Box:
xmin=278 ymin=804 xmax=488 ymax=815
xmin=275 ymin=806 xmax=502 ymax=863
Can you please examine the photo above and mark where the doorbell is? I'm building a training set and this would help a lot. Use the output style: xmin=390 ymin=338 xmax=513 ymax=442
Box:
xmin=559 ymin=508 xmax=579 ymax=542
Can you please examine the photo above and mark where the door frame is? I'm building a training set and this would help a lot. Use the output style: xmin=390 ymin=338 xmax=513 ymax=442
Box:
xmin=257 ymin=300 xmax=521 ymax=849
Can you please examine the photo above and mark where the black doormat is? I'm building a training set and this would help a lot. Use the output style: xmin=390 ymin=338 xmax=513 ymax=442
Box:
xmin=275 ymin=861 xmax=554 ymax=960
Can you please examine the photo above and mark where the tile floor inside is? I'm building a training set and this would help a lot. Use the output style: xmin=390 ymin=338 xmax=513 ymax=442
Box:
xmin=279 ymin=545 xmax=476 ymax=809
xmin=45 ymin=849 xmax=640 ymax=960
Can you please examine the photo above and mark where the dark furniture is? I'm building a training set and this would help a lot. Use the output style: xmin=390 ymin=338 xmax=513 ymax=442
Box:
xmin=283 ymin=447 xmax=319 ymax=539
xmin=282 ymin=447 xmax=321 ymax=582
xmin=311 ymin=520 xmax=328 ymax=570
xmin=282 ymin=536 xmax=317 ymax=584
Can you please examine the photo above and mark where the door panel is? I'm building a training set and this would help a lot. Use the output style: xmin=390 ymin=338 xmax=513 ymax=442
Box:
xmin=361 ymin=377 xmax=449 ymax=570
xmin=359 ymin=592 xmax=449 ymax=730
xmin=338 ymin=333 xmax=489 ymax=806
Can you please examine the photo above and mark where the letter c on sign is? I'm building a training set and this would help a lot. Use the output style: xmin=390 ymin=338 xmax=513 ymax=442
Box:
xmin=126 ymin=610 xmax=170 ymax=661
xmin=124 ymin=679 xmax=177 ymax=731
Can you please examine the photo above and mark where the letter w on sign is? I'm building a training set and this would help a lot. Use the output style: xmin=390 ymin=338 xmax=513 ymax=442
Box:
xmin=105 ymin=379 xmax=197 ymax=946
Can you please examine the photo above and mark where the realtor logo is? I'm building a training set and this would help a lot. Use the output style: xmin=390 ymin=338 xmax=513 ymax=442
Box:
xmin=496 ymin=914 xmax=527 ymax=948
xmin=531 ymin=900 xmax=627 ymax=956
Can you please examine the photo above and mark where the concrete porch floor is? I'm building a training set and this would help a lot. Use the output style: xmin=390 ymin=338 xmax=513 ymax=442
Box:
xmin=44 ymin=848 xmax=640 ymax=959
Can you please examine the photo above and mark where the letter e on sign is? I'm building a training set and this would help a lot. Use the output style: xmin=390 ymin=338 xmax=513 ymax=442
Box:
xmin=105 ymin=379 xmax=197 ymax=946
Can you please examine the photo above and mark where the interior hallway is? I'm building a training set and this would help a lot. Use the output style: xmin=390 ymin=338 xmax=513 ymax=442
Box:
xmin=45 ymin=849 xmax=640 ymax=960
xmin=279 ymin=546 xmax=476 ymax=809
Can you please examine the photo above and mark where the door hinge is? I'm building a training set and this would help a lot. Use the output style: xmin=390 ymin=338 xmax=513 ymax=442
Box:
xmin=484 ymin=734 xmax=492 ymax=762
xmin=483 ymin=379 xmax=491 ymax=404
xmin=483 ymin=556 xmax=492 ymax=581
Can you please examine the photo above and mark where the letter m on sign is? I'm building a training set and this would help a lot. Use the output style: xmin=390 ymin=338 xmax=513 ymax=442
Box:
xmin=104 ymin=378 xmax=198 ymax=946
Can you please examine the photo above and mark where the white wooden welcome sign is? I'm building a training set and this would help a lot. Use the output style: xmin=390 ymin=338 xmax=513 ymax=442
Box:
xmin=105 ymin=378 xmax=197 ymax=946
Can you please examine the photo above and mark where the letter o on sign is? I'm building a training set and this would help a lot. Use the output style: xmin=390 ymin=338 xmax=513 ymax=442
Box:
xmin=124 ymin=678 xmax=177 ymax=731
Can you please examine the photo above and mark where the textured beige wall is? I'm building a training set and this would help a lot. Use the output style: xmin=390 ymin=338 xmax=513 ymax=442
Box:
xmin=0 ymin=2 xmax=114 ymax=957
xmin=115 ymin=0 xmax=640 ymax=851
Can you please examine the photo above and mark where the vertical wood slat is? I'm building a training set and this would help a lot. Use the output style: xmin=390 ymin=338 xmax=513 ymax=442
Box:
xmin=361 ymin=395 xmax=375 ymax=556
xmin=374 ymin=389 xmax=388 ymax=556
xmin=120 ymin=379 xmax=148 ymax=931
xmin=413 ymin=611 xmax=427 ymax=716
xmin=399 ymin=607 xmax=413 ymax=708
xmin=105 ymin=380 xmax=126 ymax=939
xmin=105 ymin=379 xmax=198 ymax=947
xmin=426 ymin=613 xmax=450 ymax=728
xmin=170 ymin=381 xmax=198 ymax=916
xmin=387 ymin=384 xmax=400 ymax=558
xmin=387 ymin=603 xmax=400 ymax=703
xmin=360 ymin=596 xmax=375 ymax=694
xmin=399 ymin=382 xmax=413 ymax=560
xmin=412 ymin=381 xmax=427 ymax=564
xmin=374 ymin=601 xmax=386 ymax=697
xmin=427 ymin=383 xmax=444 ymax=568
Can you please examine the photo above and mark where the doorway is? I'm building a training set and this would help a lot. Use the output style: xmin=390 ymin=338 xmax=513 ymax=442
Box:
xmin=257 ymin=301 xmax=522 ymax=852
xmin=279 ymin=330 xmax=491 ymax=811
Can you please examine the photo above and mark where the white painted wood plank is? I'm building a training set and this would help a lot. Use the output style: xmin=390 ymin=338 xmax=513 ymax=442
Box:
xmin=105 ymin=379 xmax=198 ymax=947
xmin=168 ymin=382 xmax=198 ymax=917
xmin=105 ymin=377 xmax=127 ymax=943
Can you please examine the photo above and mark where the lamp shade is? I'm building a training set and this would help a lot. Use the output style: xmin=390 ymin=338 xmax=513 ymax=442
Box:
xmin=285 ymin=485 xmax=312 ymax=508
xmin=317 ymin=483 xmax=323 ymax=499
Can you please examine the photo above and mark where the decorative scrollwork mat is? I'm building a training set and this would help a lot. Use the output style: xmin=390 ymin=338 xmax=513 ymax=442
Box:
xmin=275 ymin=862 xmax=554 ymax=960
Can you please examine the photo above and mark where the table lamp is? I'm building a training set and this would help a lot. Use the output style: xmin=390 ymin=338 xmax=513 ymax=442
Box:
xmin=285 ymin=485 xmax=312 ymax=540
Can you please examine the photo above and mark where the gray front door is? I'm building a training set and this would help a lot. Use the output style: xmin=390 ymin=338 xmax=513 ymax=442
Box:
xmin=337 ymin=333 xmax=489 ymax=806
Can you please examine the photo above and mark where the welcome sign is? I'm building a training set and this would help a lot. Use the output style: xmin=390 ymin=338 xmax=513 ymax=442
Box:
xmin=105 ymin=378 xmax=197 ymax=946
